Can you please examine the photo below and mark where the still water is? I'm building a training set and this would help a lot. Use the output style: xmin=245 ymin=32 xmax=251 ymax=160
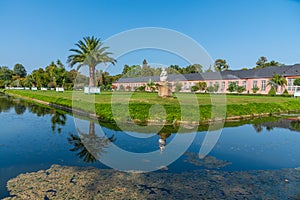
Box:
xmin=1 ymin=94 xmax=300 ymax=198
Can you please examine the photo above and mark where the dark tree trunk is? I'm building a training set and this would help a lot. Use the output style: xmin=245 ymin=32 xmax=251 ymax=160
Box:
xmin=89 ymin=66 xmax=96 ymax=87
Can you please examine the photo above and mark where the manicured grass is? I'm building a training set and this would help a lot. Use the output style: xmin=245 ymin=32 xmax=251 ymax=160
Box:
xmin=4 ymin=90 xmax=300 ymax=123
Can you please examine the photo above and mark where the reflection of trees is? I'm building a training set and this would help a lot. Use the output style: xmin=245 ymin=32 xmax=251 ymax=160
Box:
xmin=0 ymin=96 xmax=27 ymax=114
xmin=50 ymin=111 xmax=66 ymax=133
xmin=266 ymin=126 xmax=273 ymax=131
xmin=68 ymin=122 xmax=116 ymax=163
xmin=28 ymin=104 xmax=67 ymax=133
xmin=28 ymin=104 xmax=50 ymax=117
xmin=0 ymin=96 xmax=13 ymax=113
xmin=253 ymin=123 xmax=263 ymax=133
xmin=290 ymin=121 xmax=300 ymax=131
xmin=1 ymin=94 xmax=67 ymax=132
xmin=14 ymin=102 xmax=26 ymax=115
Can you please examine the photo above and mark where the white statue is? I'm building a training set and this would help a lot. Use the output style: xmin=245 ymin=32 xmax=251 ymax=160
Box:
xmin=160 ymin=67 xmax=168 ymax=82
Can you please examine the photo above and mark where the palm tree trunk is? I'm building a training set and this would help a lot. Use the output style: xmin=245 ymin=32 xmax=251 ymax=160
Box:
xmin=89 ymin=66 xmax=96 ymax=87
xmin=99 ymin=70 xmax=103 ymax=86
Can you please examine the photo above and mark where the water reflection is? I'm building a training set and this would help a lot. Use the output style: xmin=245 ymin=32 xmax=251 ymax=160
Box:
xmin=252 ymin=117 xmax=300 ymax=133
xmin=0 ymin=95 xmax=67 ymax=133
xmin=158 ymin=132 xmax=171 ymax=152
xmin=68 ymin=122 xmax=116 ymax=163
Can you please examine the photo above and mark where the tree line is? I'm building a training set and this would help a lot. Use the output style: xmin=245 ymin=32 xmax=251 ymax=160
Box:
xmin=0 ymin=60 xmax=78 ymax=89
xmin=0 ymin=34 xmax=285 ymax=90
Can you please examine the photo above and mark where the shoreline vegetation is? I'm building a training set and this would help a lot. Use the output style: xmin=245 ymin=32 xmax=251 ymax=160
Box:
xmin=2 ymin=90 xmax=300 ymax=126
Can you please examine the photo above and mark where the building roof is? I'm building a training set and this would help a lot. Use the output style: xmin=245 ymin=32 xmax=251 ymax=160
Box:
xmin=115 ymin=64 xmax=300 ymax=83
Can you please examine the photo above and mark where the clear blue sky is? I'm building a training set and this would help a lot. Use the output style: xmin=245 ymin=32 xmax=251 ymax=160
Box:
xmin=0 ymin=0 xmax=300 ymax=74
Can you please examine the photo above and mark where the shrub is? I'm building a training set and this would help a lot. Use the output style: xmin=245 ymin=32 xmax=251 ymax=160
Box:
xmin=237 ymin=86 xmax=246 ymax=94
xmin=252 ymin=86 xmax=259 ymax=93
xmin=191 ymin=85 xmax=199 ymax=92
xmin=213 ymin=82 xmax=219 ymax=92
xmin=283 ymin=89 xmax=289 ymax=96
xmin=175 ymin=82 xmax=182 ymax=92
xmin=119 ymin=85 xmax=125 ymax=91
xmin=207 ymin=86 xmax=214 ymax=93
xmin=268 ymin=86 xmax=276 ymax=96
xmin=136 ymin=85 xmax=146 ymax=92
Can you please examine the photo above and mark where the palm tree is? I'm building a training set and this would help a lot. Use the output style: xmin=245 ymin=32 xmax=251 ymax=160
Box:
xmin=147 ymin=78 xmax=156 ymax=92
xmin=214 ymin=59 xmax=229 ymax=71
xmin=268 ymin=74 xmax=287 ymax=93
xmin=67 ymin=36 xmax=116 ymax=87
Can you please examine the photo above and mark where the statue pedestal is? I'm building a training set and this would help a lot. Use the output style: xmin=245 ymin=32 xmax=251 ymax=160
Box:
xmin=158 ymin=82 xmax=173 ymax=98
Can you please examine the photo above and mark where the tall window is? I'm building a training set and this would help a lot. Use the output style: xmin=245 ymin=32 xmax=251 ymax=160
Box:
xmin=221 ymin=81 xmax=225 ymax=91
xmin=288 ymin=78 xmax=295 ymax=91
xmin=242 ymin=81 xmax=246 ymax=89
xmin=261 ymin=80 xmax=266 ymax=91
xmin=253 ymin=80 xmax=257 ymax=88
xmin=235 ymin=81 xmax=239 ymax=86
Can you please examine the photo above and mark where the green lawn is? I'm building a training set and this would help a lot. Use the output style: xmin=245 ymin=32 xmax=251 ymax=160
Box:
xmin=4 ymin=90 xmax=300 ymax=123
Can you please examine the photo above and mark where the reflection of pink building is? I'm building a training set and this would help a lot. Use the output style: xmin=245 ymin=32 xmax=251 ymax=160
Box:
xmin=113 ymin=64 xmax=300 ymax=94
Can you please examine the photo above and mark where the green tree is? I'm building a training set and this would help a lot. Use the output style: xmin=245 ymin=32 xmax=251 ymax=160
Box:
xmin=264 ymin=60 xmax=281 ymax=67
xmin=31 ymin=68 xmax=50 ymax=87
xmin=122 ymin=65 xmax=142 ymax=78
xmin=45 ymin=60 xmax=67 ymax=87
xmin=294 ymin=78 xmax=300 ymax=86
xmin=0 ymin=66 xmax=13 ymax=86
xmin=256 ymin=56 xmax=268 ymax=68
xmin=268 ymin=74 xmax=287 ymax=93
xmin=13 ymin=63 xmax=27 ymax=78
xmin=183 ymin=64 xmax=203 ymax=73
xmin=141 ymin=64 xmax=154 ymax=77
xmin=214 ymin=59 xmax=229 ymax=71
xmin=68 ymin=36 xmax=116 ymax=87
xmin=147 ymin=78 xmax=156 ymax=92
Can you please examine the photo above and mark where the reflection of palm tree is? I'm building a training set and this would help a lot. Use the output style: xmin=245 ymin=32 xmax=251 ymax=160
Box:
xmin=68 ymin=122 xmax=116 ymax=163
xmin=68 ymin=134 xmax=97 ymax=163
xmin=50 ymin=111 xmax=67 ymax=133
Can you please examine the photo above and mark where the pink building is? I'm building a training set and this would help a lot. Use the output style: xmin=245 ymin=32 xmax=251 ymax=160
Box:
xmin=113 ymin=64 xmax=300 ymax=94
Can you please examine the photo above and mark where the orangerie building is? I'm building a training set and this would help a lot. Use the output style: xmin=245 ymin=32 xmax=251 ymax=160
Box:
xmin=113 ymin=64 xmax=300 ymax=94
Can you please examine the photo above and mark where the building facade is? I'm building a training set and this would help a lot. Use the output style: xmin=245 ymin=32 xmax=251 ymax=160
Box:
xmin=113 ymin=64 xmax=300 ymax=94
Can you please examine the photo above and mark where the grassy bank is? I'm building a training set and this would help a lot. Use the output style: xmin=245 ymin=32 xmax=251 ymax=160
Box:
xmin=4 ymin=90 xmax=300 ymax=123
